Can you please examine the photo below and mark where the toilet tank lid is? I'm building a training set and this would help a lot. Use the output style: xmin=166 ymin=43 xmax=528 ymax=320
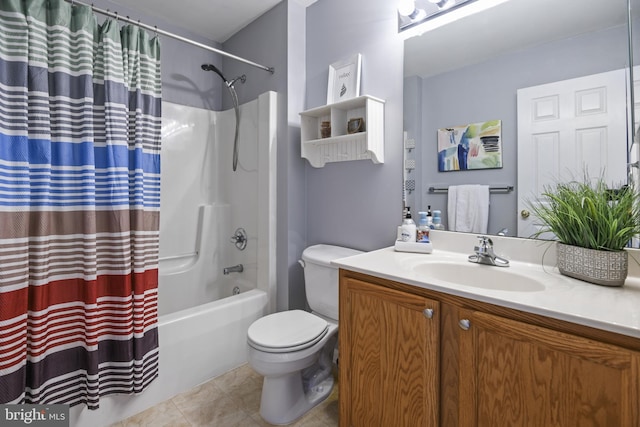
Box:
xmin=301 ymin=244 xmax=364 ymax=268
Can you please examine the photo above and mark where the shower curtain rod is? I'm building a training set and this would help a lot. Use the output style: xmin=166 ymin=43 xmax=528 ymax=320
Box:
xmin=65 ymin=0 xmax=275 ymax=74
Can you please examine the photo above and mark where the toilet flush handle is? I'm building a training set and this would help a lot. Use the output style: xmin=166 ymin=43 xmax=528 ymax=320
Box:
xmin=298 ymin=259 xmax=305 ymax=268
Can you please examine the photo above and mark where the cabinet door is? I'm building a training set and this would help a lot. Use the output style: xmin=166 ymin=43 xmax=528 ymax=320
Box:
xmin=458 ymin=309 xmax=640 ymax=427
xmin=339 ymin=277 xmax=440 ymax=427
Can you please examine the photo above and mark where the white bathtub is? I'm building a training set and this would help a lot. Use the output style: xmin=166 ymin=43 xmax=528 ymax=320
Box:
xmin=69 ymin=92 xmax=277 ymax=427
xmin=158 ymin=289 xmax=267 ymax=389
xmin=69 ymin=288 xmax=267 ymax=427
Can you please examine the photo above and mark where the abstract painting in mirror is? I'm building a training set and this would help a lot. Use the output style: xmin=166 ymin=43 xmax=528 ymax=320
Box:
xmin=437 ymin=120 xmax=502 ymax=172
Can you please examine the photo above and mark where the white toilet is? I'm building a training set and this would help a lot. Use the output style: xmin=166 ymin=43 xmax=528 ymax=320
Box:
xmin=247 ymin=244 xmax=363 ymax=425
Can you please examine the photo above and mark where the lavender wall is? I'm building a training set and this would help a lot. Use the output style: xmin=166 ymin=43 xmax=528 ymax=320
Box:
xmin=223 ymin=1 xmax=308 ymax=311
xmin=305 ymin=0 xmax=405 ymax=252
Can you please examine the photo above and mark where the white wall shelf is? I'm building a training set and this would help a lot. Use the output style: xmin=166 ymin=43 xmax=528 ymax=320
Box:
xmin=300 ymin=95 xmax=385 ymax=167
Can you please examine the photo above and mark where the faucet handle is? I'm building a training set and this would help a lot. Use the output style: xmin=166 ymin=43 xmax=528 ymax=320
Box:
xmin=477 ymin=235 xmax=493 ymax=247
xmin=471 ymin=235 xmax=509 ymax=267
xmin=230 ymin=227 xmax=248 ymax=251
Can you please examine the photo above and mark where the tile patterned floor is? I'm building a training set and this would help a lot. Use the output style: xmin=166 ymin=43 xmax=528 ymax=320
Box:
xmin=111 ymin=364 xmax=339 ymax=427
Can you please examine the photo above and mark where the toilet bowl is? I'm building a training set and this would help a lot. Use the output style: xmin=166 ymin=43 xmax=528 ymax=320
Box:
xmin=246 ymin=244 xmax=363 ymax=425
xmin=247 ymin=310 xmax=338 ymax=425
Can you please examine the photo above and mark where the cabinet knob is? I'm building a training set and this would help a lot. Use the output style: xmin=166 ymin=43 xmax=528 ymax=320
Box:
xmin=520 ymin=209 xmax=530 ymax=219
xmin=458 ymin=319 xmax=471 ymax=330
xmin=423 ymin=308 xmax=434 ymax=319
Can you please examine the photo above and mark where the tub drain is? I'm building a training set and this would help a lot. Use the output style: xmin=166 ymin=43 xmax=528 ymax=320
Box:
xmin=233 ymin=286 xmax=241 ymax=295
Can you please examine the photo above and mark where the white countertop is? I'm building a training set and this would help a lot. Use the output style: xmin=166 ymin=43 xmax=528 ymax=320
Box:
xmin=333 ymin=232 xmax=640 ymax=339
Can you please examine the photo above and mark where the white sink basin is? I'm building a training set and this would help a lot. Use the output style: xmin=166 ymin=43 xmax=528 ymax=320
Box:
xmin=413 ymin=261 xmax=546 ymax=292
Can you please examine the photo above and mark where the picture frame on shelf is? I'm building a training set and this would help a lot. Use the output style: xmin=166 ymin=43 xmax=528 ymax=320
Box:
xmin=327 ymin=54 xmax=362 ymax=104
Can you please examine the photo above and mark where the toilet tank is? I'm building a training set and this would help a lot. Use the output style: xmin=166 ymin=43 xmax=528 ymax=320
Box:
xmin=301 ymin=244 xmax=363 ymax=321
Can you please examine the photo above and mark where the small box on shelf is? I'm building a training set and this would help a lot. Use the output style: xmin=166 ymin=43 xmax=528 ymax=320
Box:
xmin=320 ymin=121 xmax=331 ymax=138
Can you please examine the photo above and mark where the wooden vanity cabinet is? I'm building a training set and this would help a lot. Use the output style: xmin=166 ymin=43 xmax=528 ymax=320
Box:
xmin=339 ymin=274 xmax=440 ymax=426
xmin=457 ymin=308 xmax=640 ymax=427
xmin=339 ymin=269 xmax=640 ymax=427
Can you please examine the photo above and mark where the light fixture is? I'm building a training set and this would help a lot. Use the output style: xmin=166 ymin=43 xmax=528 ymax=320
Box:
xmin=428 ymin=0 xmax=455 ymax=9
xmin=398 ymin=0 xmax=511 ymax=35
xmin=399 ymin=0 xmax=476 ymax=32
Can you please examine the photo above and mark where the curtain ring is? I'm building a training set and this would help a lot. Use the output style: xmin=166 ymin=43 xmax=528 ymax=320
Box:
xmin=154 ymin=25 xmax=158 ymax=36
xmin=115 ymin=11 xmax=118 ymax=22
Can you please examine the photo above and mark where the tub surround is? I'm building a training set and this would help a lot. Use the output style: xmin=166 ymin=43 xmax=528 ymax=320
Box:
xmin=158 ymin=93 xmax=277 ymax=316
xmin=333 ymin=230 xmax=640 ymax=338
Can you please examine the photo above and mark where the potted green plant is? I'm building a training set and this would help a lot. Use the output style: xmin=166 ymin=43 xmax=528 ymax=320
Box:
xmin=528 ymin=175 xmax=640 ymax=287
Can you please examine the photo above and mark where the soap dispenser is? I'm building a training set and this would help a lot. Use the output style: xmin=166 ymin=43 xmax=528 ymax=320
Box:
xmin=394 ymin=207 xmax=433 ymax=254
xmin=432 ymin=210 xmax=445 ymax=230
xmin=417 ymin=211 xmax=430 ymax=242
xmin=401 ymin=207 xmax=417 ymax=242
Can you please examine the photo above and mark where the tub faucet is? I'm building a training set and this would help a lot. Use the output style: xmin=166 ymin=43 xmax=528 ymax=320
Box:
xmin=468 ymin=236 xmax=509 ymax=267
xmin=223 ymin=264 xmax=244 ymax=275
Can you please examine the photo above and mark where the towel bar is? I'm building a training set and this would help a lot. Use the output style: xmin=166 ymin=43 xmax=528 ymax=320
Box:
xmin=428 ymin=185 xmax=514 ymax=194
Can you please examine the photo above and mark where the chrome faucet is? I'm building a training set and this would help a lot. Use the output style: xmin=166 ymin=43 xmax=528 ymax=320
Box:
xmin=223 ymin=264 xmax=244 ymax=275
xmin=468 ymin=236 xmax=509 ymax=267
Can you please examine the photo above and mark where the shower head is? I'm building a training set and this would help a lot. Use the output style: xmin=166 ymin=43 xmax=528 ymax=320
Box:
xmin=201 ymin=62 xmax=246 ymax=172
xmin=201 ymin=63 xmax=227 ymax=82
xmin=201 ymin=63 xmax=246 ymax=88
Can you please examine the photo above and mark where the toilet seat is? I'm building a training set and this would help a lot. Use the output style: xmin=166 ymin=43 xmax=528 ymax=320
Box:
xmin=247 ymin=310 xmax=329 ymax=353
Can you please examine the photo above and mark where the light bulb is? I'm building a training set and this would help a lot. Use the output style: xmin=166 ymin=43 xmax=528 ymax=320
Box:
xmin=398 ymin=0 xmax=416 ymax=16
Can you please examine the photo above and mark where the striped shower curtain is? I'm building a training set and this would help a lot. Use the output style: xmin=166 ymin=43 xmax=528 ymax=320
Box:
xmin=0 ymin=0 xmax=161 ymax=408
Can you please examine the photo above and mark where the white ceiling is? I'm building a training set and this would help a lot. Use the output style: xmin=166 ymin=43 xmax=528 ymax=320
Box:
xmin=404 ymin=0 xmax=629 ymax=78
xmin=109 ymin=0 xmax=285 ymax=43
xmin=106 ymin=0 xmax=627 ymax=73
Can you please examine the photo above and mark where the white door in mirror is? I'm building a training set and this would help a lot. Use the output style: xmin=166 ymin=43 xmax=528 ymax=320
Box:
xmin=516 ymin=69 xmax=627 ymax=238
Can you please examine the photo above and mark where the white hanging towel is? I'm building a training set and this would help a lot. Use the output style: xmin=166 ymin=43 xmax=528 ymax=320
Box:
xmin=447 ymin=185 xmax=490 ymax=233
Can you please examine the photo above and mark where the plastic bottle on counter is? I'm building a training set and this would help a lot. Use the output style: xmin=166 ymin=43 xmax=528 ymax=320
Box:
xmin=401 ymin=207 xmax=417 ymax=242
xmin=432 ymin=210 xmax=445 ymax=230
xmin=417 ymin=211 xmax=430 ymax=243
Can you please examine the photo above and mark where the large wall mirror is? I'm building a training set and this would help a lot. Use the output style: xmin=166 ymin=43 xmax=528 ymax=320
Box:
xmin=403 ymin=0 xmax=637 ymax=238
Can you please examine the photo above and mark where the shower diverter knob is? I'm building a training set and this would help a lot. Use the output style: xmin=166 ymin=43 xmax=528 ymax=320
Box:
xmin=230 ymin=227 xmax=248 ymax=250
